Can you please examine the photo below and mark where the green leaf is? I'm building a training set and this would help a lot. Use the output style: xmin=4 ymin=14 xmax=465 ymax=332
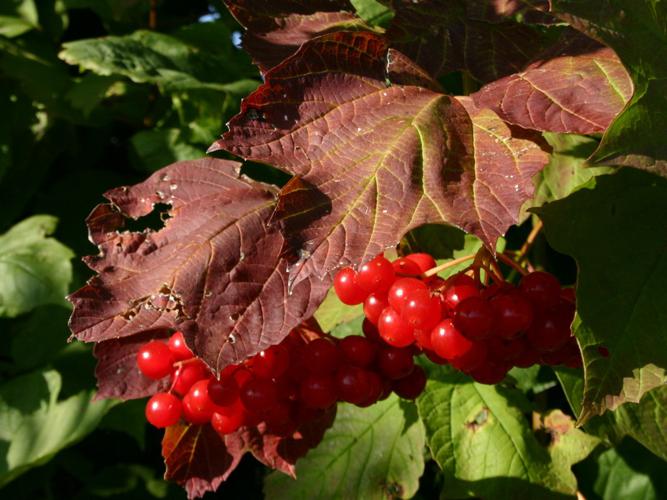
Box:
xmin=0 ymin=215 xmax=73 ymax=317
xmin=350 ymin=0 xmax=394 ymax=27
xmin=0 ymin=15 xmax=34 ymax=37
xmin=417 ymin=364 xmax=599 ymax=499
xmin=313 ymin=288 xmax=364 ymax=333
xmin=130 ymin=128 xmax=203 ymax=172
xmin=537 ymin=169 xmax=667 ymax=421
xmin=264 ymin=396 xmax=426 ymax=499
xmin=0 ymin=369 xmax=113 ymax=487
xmin=98 ymin=399 xmax=147 ymax=451
xmin=0 ymin=0 xmax=37 ymax=37
xmin=65 ymin=74 xmax=120 ymax=117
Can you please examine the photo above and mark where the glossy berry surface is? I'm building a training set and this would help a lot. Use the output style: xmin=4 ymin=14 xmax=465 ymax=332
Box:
xmin=145 ymin=392 xmax=182 ymax=428
xmin=378 ymin=307 xmax=415 ymax=347
xmin=392 ymin=366 xmax=427 ymax=400
xmin=453 ymin=296 xmax=495 ymax=340
xmin=431 ymin=319 xmax=474 ymax=360
xmin=182 ymin=380 xmax=217 ymax=424
xmin=405 ymin=253 xmax=436 ymax=273
xmin=376 ymin=347 xmax=414 ymax=380
xmin=520 ymin=271 xmax=561 ymax=309
xmin=402 ymin=288 xmax=441 ymax=330
xmin=388 ymin=278 xmax=428 ymax=312
xmin=333 ymin=267 xmax=367 ymax=305
xmin=356 ymin=256 xmax=395 ymax=293
xmin=363 ymin=292 xmax=389 ymax=325
xmin=137 ymin=341 xmax=175 ymax=380
xmin=208 ymin=377 xmax=239 ymax=407
xmin=300 ymin=374 xmax=337 ymax=409
xmin=172 ymin=360 xmax=209 ymax=396
xmin=167 ymin=331 xmax=194 ymax=361
xmin=489 ymin=293 xmax=534 ymax=339
xmin=339 ymin=336 xmax=376 ymax=367
xmin=335 ymin=366 xmax=371 ymax=405
xmin=303 ymin=338 xmax=341 ymax=375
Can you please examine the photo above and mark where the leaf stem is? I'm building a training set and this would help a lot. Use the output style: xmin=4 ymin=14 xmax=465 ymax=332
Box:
xmin=517 ymin=220 xmax=543 ymax=262
xmin=497 ymin=252 xmax=529 ymax=276
xmin=422 ymin=254 xmax=476 ymax=277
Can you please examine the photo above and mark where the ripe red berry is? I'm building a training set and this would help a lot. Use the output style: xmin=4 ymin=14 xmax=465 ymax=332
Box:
xmin=486 ymin=336 xmax=525 ymax=363
xmin=402 ymin=289 xmax=441 ymax=330
xmin=519 ymin=271 xmax=561 ymax=309
xmin=211 ymin=399 xmax=247 ymax=435
xmin=378 ymin=307 xmax=415 ymax=347
xmin=376 ymin=347 xmax=414 ymax=380
xmin=453 ymin=296 xmax=495 ymax=340
xmin=449 ymin=340 xmax=488 ymax=373
xmin=357 ymin=256 xmax=395 ymax=293
xmin=137 ymin=341 xmax=175 ymax=380
xmin=357 ymin=371 xmax=384 ymax=407
xmin=172 ymin=359 xmax=209 ymax=396
xmin=145 ymin=392 xmax=182 ymax=428
xmin=405 ymin=253 xmax=437 ymax=273
xmin=362 ymin=318 xmax=382 ymax=343
xmin=513 ymin=342 xmax=541 ymax=368
xmin=167 ymin=331 xmax=194 ymax=361
xmin=363 ymin=292 xmax=389 ymax=325
xmin=424 ymin=348 xmax=448 ymax=365
xmin=208 ymin=376 xmax=239 ymax=407
xmin=413 ymin=327 xmax=434 ymax=351
xmin=470 ymin=362 xmax=510 ymax=385
xmin=182 ymin=380 xmax=216 ymax=424
xmin=335 ymin=366 xmax=372 ymax=405
xmin=392 ymin=365 xmax=427 ymax=400
xmin=430 ymin=319 xmax=474 ymax=360
xmin=388 ymin=278 xmax=428 ymax=313
xmin=303 ymin=338 xmax=341 ymax=375
xmin=392 ymin=257 xmax=421 ymax=276
xmin=526 ymin=311 xmax=571 ymax=352
xmin=489 ymin=292 xmax=534 ymax=339
xmin=442 ymin=274 xmax=480 ymax=311
xmin=339 ymin=336 xmax=376 ymax=367
xmin=333 ymin=267 xmax=367 ymax=305
xmin=246 ymin=344 xmax=290 ymax=379
xmin=240 ymin=378 xmax=279 ymax=416
xmin=300 ymin=374 xmax=337 ymax=409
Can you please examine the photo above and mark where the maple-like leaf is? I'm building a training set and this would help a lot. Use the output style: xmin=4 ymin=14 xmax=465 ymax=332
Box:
xmin=211 ymin=31 xmax=549 ymax=280
xmin=472 ymin=34 xmax=633 ymax=134
xmin=68 ymin=158 xmax=328 ymax=373
xmin=224 ymin=0 xmax=365 ymax=74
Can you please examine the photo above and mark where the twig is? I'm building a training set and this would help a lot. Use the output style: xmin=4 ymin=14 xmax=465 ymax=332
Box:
xmin=422 ymin=254 xmax=475 ymax=278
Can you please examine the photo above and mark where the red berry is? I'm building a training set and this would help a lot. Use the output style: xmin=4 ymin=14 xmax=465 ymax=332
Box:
xmin=211 ymin=399 xmax=247 ymax=435
xmin=357 ymin=371 xmax=384 ymax=407
xmin=303 ymin=338 xmax=341 ymax=375
xmin=388 ymin=278 xmax=428 ymax=312
xmin=431 ymin=319 xmax=474 ymax=360
xmin=168 ymin=331 xmax=194 ymax=361
xmin=392 ymin=365 xmax=427 ymax=399
xmin=362 ymin=318 xmax=382 ymax=343
xmin=392 ymin=257 xmax=421 ymax=276
xmin=137 ymin=341 xmax=175 ymax=380
xmin=300 ymin=374 xmax=337 ymax=409
xmin=376 ymin=347 xmax=415 ymax=380
xmin=378 ymin=307 xmax=415 ymax=347
xmin=424 ymin=348 xmax=448 ymax=365
xmin=172 ymin=359 xmax=209 ymax=396
xmin=357 ymin=256 xmax=395 ymax=293
xmin=232 ymin=366 xmax=253 ymax=387
xmin=442 ymin=274 xmax=479 ymax=311
xmin=413 ymin=327 xmax=433 ymax=350
xmin=145 ymin=392 xmax=182 ymax=428
xmin=364 ymin=292 xmax=389 ymax=325
xmin=526 ymin=311 xmax=571 ymax=352
xmin=182 ymin=380 xmax=216 ymax=424
xmin=453 ymin=296 xmax=495 ymax=340
xmin=339 ymin=336 xmax=376 ymax=367
xmin=405 ymin=253 xmax=437 ymax=273
xmin=240 ymin=378 xmax=279 ymax=416
xmin=333 ymin=267 xmax=367 ymax=305
xmin=335 ymin=366 xmax=372 ymax=405
xmin=519 ymin=271 xmax=561 ymax=309
xmin=246 ymin=344 xmax=290 ymax=379
xmin=512 ymin=341 xmax=541 ymax=368
xmin=449 ymin=340 xmax=488 ymax=373
xmin=402 ymin=289 xmax=441 ymax=330
xmin=489 ymin=292 xmax=534 ymax=339
xmin=208 ymin=376 xmax=239 ymax=407
xmin=470 ymin=362 xmax=510 ymax=385
xmin=486 ymin=336 xmax=525 ymax=363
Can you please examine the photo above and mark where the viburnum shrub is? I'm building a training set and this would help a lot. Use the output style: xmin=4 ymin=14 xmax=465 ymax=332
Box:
xmin=64 ymin=1 xmax=667 ymax=498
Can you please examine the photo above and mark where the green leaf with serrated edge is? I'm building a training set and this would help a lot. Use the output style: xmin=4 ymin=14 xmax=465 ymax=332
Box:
xmin=350 ymin=0 xmax=393 ymax=27
xmin=545 ymin=0 xmax=667 ymax=177
xmin=264 ymin=396 xmax=425 ymax=500
xmin=0 ymin=370 xmax=113 ymax=487
xmin=537 ymin=169 xmax=667 ymax=422
xmin=556 ymin=364 xmax=667 ymax=463
xmin=522 ymin=133 xmax=612 ymax=219
xmin=416 ymin=364 xmax=598 ymax=499
xmin=313 ymin=288 xmax=364 ymax=333
xmin=0 ymin=215 xmax=73 ymax=318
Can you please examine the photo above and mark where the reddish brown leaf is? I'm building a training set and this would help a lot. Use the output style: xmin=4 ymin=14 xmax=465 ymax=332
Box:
xmin=68 ymin=158 xmax=329 ymax=373
xmin=224 ymin=0 xmax=365 ymax=73
xmin=211 ymin=31 xmax=549 ymax=280
xmin=472 ymin=34 xmax=633 ymax=133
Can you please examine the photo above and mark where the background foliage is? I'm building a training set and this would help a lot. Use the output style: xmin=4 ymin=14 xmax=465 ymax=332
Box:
xmin=0 ymin=1 xmax=665 ymax=499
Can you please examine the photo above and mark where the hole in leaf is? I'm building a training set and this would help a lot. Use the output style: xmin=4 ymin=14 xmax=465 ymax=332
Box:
xmin=124 ymin=203 xmax=172 ymax=232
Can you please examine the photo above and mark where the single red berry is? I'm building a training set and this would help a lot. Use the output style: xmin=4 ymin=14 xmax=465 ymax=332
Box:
xmin=378 ymin=307 xmax=415 ymax=347
xmin=392 ymin=365 xmax=427 ymax=400
xmin=512 ymin=341 xmax=541 ymax=368
xmin=172 ymin=359 xmax=209 ymax=396
xmin=392 ymin=257 xmax=422 ymax=276
xmin=333 ymin=267 xmax=367 ymax=305
xmin=486 ymin=336 xmax=525 ymax=363
xmin=364 ymin=292 xmax=389 ymax=325
xmin=232 ymin=366 xmax=253 ymax=387
xmin=413 ymin=327 xmax=434 ymax=351
xmin=405 ymin=253 xmax=437 ymax=273
xmin=449 ymin=340 xmax=488 ymax=373
xmin=303 ymin=338 xmax=341 ymax=375
xmin=208 ymin=376 xmax=239 ymax=407
xmin=335 ymin=366 xmax=372 ymax=405
xmin=145 ymin=392 xmax=182 ymax=428
xmin=339 ymin=336 xmax=376 ymax=367
xmin=182 ymin=379 xmax=216 ymax=424
xmin=240 ymin=378 xmax=279 ymax=416
xmin=519 ymin=271 xmax=561 ymax=309
xmin=357 ymin=371 xmax=384 ymax=407
xmin=246 ymin=344 xmax=290 ymax=379
xmin=388 ymin=278 xmax=428 ymax=313
xmin=442 ymin=274 xmax=480 ymax=311
xmin=431 ymin=319 xmax=474 ymax=360
xmin=211 ymin=398 xmax=247 ymax=435
xmin=167 ymin=331 xmax=194 ymax=361
xmin=137 ymin=341 xmax=175 ymax=380
xmin=526 ymin=311 xmax=571 ymax=352
xmin=489 ymin=292 xmax=534 ymax=339
xmin=362 ymin=318 xmax=382 ymax=343
xmin=480 ymin=282 xmax=512 ymax=301
xmin=453 ymin=296 xmax=495 ymax=340
xmin=424 ymin=348 xmax=448 ymax=365
xmin=376 ymin=347 xmax=415 ymax=380
xmin=402 ymin=288 xmax=441 ymax=330
xmin=300 ymin=374 xmax=337 ymax=409
xmin=357 ymin=256 xmax=395 ymax=293
xmin=470 ymin=362 xmax=510 ymax=385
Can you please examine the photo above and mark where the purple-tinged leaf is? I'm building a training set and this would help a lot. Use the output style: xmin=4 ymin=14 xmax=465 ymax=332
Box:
xmin=472 ymin=34 xmax=633 ymax=134
xmin=224 ymin=0 xmax=365 ymax=73
xmin=212 ymin=31 xmax=549 ymax=279
xmin=68 ymin=158 xmax=329 ymax=373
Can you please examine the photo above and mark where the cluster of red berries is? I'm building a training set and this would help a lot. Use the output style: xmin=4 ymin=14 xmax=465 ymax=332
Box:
xmin=334 ymin=253 xmax=581 ymax=385
xmin=137 ymin=329 xmax=426 ymax=432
